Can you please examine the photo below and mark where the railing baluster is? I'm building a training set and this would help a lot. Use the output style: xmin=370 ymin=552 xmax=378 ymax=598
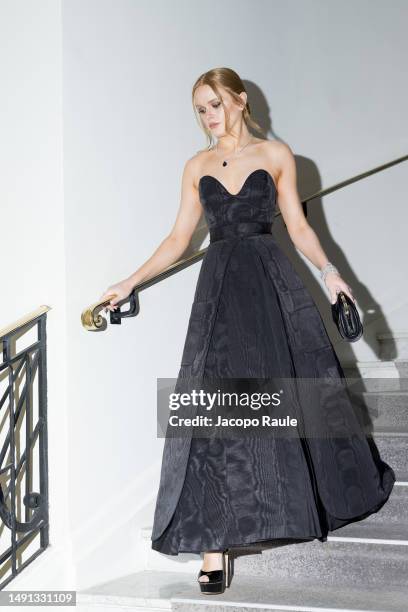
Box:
xmin=0 ymin=306 xmax=51 ymax=588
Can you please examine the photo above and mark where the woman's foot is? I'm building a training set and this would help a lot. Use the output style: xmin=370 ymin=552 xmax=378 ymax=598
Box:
xmin=197 ymin=549 xmax=233 ymax=594
xmin=198 ymin=552 xmax=223 ymax=583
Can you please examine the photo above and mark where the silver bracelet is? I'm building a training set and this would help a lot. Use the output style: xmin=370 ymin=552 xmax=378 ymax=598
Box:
xmin=320 ymin=262 xmax=339 ymax=282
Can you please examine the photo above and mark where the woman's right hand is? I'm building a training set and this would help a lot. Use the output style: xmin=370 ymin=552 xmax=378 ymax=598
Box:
xmin=99 ymin=279 xmax=133 ymax=313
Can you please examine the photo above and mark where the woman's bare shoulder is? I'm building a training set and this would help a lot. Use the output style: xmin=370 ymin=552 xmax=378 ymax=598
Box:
xmin=183 ymin=148 xmax=212 ymax=185
xmin=261 ymin=139 xmax=296 ymax=178
xmin=260 ymin=138 xmax=293 ymax=158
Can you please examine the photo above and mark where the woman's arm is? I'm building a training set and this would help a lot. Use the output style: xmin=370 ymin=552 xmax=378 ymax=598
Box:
xmin=100 ymin=157 xmax=203 ymax=311
xmin=270 ymin=142 xmax=355 ymax=304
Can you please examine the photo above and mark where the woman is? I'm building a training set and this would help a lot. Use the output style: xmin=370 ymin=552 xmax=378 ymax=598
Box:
xmin=100 ymin=67 xmax=395 ymax=595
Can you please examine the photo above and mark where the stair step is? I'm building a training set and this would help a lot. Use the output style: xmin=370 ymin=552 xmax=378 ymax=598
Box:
xmin=77 ymin=569 xmax=408 ymax=612
xmin=372 ymin=432 xmax=408 ymax=479
xmin=334 ymin=518 xmax=408 ymax=541
xmin=377 ymin=333 xmax=408 ymax=360
xmin=333 ymin=483 xmax=408 ymax=537
xmin=236 ymin=539 xmax=408 ymax=587
xmin=350 ymin=390 xmax=408 ymax=432
xmin=343 ymin=361 xmax=408 ymax=390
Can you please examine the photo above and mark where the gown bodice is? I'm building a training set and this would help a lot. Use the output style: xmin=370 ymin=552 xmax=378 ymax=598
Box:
xmin=198 ymin=168 xmax=277 ymax=234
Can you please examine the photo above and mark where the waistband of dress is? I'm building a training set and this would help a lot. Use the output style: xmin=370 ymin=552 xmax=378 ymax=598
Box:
xmin=209 ymin=221 xmax=272 ymax=243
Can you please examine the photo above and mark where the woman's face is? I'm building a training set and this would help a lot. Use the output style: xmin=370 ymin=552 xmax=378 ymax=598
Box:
xmin=194 ymin=84 xmax=246 ymax=137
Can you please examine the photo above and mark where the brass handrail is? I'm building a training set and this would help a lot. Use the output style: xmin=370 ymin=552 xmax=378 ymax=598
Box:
xmin=81 ymin=153 xmax=408 ymax=331
xmin=1 ymin=305 xmax=51 ymax=340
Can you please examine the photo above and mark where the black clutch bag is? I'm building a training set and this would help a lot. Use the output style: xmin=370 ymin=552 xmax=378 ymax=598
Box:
xmin=331 ymin=291 xmax=363 ymax=342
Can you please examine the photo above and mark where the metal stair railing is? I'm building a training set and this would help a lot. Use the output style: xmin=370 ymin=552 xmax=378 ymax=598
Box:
xmin=0 ymin=305 xmax=51 ymax=589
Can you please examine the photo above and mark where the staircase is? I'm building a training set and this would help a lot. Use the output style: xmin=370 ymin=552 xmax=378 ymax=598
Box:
xmin=77 ymin=335 xmax=408 ymax=612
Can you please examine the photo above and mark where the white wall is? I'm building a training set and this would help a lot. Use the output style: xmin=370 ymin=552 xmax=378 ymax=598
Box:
xmin=0 ymin=0 xmax=74 ymax=590
xmin=2 ymin=0 xmax=407 ymax=591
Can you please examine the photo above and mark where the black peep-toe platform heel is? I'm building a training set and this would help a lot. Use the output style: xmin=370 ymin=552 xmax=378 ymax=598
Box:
xmin=197 ymin=549 xmax=234 ymax=594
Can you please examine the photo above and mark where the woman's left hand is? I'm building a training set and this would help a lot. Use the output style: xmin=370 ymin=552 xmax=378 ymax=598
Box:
xmin=324 ymin=271 xmax=355 ymax=305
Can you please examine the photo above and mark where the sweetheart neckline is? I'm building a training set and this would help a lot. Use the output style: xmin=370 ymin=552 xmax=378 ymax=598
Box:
xmin=198 ymin=168 xmax=277 ymax=197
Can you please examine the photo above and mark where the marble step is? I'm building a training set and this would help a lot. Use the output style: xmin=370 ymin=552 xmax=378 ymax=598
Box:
xmin=377 ymin=333 xmax=408 ymax=361
xmin=334 ymin=482 xmax=408 ymax=536
xmin=372 ymin=431 xmax=408 ymax=480
xmin=236 ymin=538 xmax=408 ymax=587
xmin=349 ymin=390 xmax=408 ymax=432
xmin=77 ymin=569 xmax=408 ymax=612
xmin=344 ymin=361 xmax=408 ymax=390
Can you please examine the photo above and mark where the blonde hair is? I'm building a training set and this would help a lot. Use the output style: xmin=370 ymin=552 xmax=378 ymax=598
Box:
xmin=192 ymin=67 xmax=265 ymax=150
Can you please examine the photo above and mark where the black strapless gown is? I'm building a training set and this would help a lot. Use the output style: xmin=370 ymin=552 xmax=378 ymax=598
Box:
xmin=150 ymin=168 xmax=395 ymax=555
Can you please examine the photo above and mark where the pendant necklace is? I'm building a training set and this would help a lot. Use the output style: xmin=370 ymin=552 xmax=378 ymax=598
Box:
xmin=215 ymin=136 xmax=253 ymax=167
